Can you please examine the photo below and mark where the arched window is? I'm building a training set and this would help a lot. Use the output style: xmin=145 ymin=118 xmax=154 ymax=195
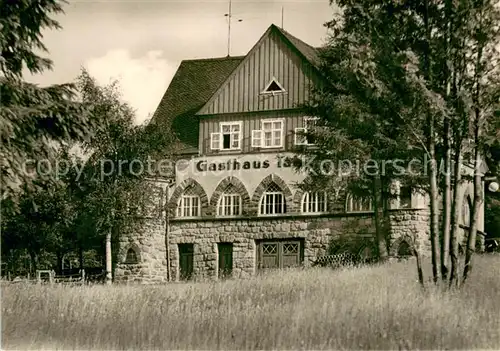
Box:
xmin=260 ymin=182 xmax=286 ymax=215
xmin=177 ymin=186 xmax=201 ymax=218
xmin=217 ymin=185 xmax=242 ymax=217
xmin=346 ymin=194 xmax=373 ymax=212
xmin=462 ymin=196 xmax=472 ymax=227
xmin=301 ymin=191 xmax=327 ymax=213
xmin=125 ymin=248 xmax=139 ymax=264
xmin=397 ymin=241 xmax=413 ymax=256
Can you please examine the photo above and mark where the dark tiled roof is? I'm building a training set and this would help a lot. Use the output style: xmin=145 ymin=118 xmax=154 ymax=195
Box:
xmin=150 ymin=56 xmax=244 ymax=153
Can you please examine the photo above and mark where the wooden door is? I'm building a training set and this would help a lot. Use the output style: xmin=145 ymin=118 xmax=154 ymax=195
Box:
xmin=281 ymin=241 xmax=300 ymax=268
xmin=261 ymin=242 xmax=280 ymax=269
xmin=258 ymin=240 xmax=302 ymax=269
xmin=218 ymin=243 xmax=233 ymax=278
xmin=178 ymin=244 xmax=194 ymax=280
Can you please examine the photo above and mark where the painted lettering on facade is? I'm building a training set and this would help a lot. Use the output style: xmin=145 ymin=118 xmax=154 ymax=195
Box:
xmin=194 ymin=155 xmax=297 ymax=173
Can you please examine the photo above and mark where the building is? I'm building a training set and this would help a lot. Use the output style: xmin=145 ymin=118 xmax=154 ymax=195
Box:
xmin=114 ymin=24 xmax=485 ymax=283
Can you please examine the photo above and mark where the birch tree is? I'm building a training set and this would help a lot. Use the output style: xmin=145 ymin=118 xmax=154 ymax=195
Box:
xmin=301 ymin=0 xmax=499 ymax=287
xmin=75 ymin=70 xmax=176 ymax=283
xmin=462 ymin=0 xmax=500 ymax=283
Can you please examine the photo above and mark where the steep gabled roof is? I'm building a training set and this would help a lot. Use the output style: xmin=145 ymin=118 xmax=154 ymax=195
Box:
xmin=150 ymin=56 xmax=244 ymax=153
xmin=274 ymin=25 xmax=320 ymax=67
xmin=196 ymin=24 xmax=321 ymax=116
xmin=150 ymin=24 xmax=321 ymax=154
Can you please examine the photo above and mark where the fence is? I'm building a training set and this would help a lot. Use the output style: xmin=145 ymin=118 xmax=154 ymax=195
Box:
xmin=36 ymin=269 xmax=85 ymax=284
xmin=33 ymin=268 xmax=105 ymax=284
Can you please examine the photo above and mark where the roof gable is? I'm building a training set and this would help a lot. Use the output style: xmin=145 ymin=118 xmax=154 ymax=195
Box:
xmin=196 ymin=24 xmax=322 ymax=116
xmin=274 ymin=26 xmax=320 ymax=67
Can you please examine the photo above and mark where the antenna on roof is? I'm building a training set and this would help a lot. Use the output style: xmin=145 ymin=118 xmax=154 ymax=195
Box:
xmin=281 ymin=6 xmax=284 ymax=29
xmin=224 ymin=0 xmax=243 ymax=57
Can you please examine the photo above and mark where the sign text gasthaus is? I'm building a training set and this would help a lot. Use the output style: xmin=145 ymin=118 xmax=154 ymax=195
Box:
xmin=195 ymin=155 xmax=297 ymax=172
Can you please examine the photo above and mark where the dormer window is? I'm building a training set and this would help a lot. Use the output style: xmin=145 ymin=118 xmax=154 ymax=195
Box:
xmin=261 ymin=77 xmax=286 ymax=95
xmin=211 ymin=121 xmax=242 ymax=151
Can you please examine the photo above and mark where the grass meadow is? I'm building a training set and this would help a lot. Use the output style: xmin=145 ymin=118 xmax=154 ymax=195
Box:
xmin=2 ymin=254 xmax=500 ymax=350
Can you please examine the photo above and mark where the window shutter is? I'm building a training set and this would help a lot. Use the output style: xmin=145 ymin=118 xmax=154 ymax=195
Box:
xmin=210 ymin=132 xmax=221 ymax=150
xmin=294 ymin=127 xmax=307 ymax=145
xmin=251 ymin=130 xmax=262 ymax=147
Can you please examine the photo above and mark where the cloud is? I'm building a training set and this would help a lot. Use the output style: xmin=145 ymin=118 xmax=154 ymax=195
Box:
xmin=85 ymin=50 xmax=178 ymax=125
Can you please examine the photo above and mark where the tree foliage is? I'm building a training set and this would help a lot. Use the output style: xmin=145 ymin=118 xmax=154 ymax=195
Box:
xmin=2 ymin=69 xmax=175 ymax=277
xmin=297 ymin=0 xmax=500 ymax=287
xmin=0 ymin=0 xmax=97 ymax=203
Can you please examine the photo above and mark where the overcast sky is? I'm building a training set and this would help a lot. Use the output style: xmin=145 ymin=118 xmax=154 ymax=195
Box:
xmin=28 ymin=0 xmax=337 ymax=124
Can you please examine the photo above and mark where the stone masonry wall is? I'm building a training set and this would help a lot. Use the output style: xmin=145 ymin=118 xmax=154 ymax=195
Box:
xmin=114 ymin=210 xmax=445 ymax=283
xmin=167 ymin=214 xmax=375 ymax=280
xmin=386 ymin=209 xmax=471 ymax=257
xmin=387 ymin=209 xmax=431 ymax=257
xmin=114 ymin=214 xmax=378 ymax=282
xmin=115 ymin=219 xmax=168 ymax=284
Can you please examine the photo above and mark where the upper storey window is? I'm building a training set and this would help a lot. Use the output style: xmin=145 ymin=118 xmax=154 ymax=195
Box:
xmin=211 ymin=121 xmax=242 ymax=151
xmin=295 ymin=117 xmax=319 ymax=146
xmin=252 ymin=119 xmax=284 ymax=149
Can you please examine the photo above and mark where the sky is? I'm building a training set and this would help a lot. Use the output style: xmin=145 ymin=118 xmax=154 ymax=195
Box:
xmin=28 ymin=0 xmax=338 ymax=125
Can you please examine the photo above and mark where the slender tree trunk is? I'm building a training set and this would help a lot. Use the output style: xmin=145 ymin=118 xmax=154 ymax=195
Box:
xmin=441 ymin=118 xmax=452 ymax=281
xmin=373 ymin=176 xmax=388 ymax=261
xmin=56 ymin=252 xmax=64 ymax=274
xmin=441 ymin=0 xmax=453 ymax=280
xmin=429 ymin=150 xmax=441 ymax=283
xmin=449 ymin=144 xmax=463 ymax=288
xmin=448 ymin=0 xmax=471 ymax=289
xmin=79 ymin=245 xmax=84 ymax=270
xmin=106 ymin=153 xmax=119 ymax=285
xmin=9 ymin=250 xmax=15 ymax=279
xmin=105 ymin=231 xmax=112 ymax=285
xmin=165 ymin=181 xmax=171 ymax=282
xmin=463 ymin=118 xmax=483 ymax=283
xmin=424 ymin=0 xmax=441 ymax=283
xmin=441 ymin=0 xmax=456 ymax=283
xmin=463 ymin=7 xmax=486 ymax=283
xmin=28 ymin=251 xmax=38 ymax=274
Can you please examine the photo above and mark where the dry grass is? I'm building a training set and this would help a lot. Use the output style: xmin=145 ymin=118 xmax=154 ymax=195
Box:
xmin=2 ymin=255 xmax=500 ymax=350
